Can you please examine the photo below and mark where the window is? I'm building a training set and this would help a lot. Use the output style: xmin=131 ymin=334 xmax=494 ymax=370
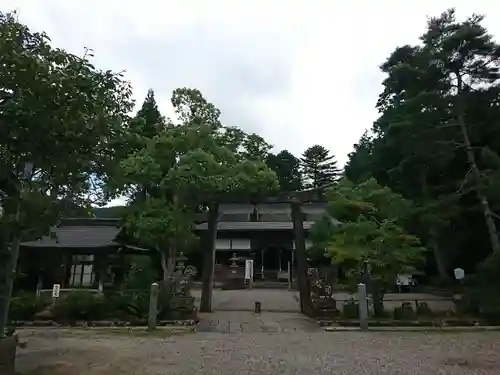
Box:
xmin=293 ymin=240 xmax=312 ymax=249
xmin=215 ymin=239 xmax=231 ymax=250
xmin=231 ymin=239 xmax=250 ymax=250
xmin=70 ymin=255 xmax=95 ymax=287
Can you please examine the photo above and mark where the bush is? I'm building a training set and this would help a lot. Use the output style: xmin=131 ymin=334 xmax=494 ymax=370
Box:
xmin=342 ymin=299 xmax=359 ymax=319
xmin=394 ymin=302 xmax=416 ymax=320
xmin=108 ymin=291 xmax=150 ymax=320
xmin=52 ymin=291 xmax=106 ymax=321
xmin=9 ymin=292 xmax=46 ymax=321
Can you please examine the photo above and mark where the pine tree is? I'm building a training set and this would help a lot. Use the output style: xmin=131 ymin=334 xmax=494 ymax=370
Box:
xmin=301 ymin=145 xmax=340 ymax=189
xmin=135 ymin=89 xmax=166 ymax=139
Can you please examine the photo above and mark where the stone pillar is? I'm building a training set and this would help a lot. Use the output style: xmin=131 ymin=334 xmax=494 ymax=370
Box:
xmin=148 ymin=283 xmax=159 ymax=332
xmin=358 ymin=283 xmax=369 ymax=331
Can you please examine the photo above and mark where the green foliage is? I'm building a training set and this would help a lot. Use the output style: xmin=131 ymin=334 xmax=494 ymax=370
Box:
xmin=0 ymin=10 xmax=132 ymax=335
xmin=344 ymin=8 xmax=500 ymax=283
xmin=266 ymin=150 xmax=302 ymax=192
xmin=0 ymin=11 xmax=133 ymax=209
xmin=125 ymin=198 xmax=198 ymax=253
xmin=108 ymin=291 xmax=151 ymax=321
xmin=307 ymin=214 xmax=337 ymax=262
xmin=9 ymin=292 xmax=46 ymax=321
xmin=320 ymin=178 xmax=425 ymax=293
xmin=301 ymin=145 xmax=340 ymax=189
xmin=52 ymin=291 xmax=106 ymax=321
xmin=121 ymin=257 xmax=159 ymax=290
xmin=116 ymin=87 xmax=278 ymax=281
xmin=134 ymin=89 xmax=166 ymax=139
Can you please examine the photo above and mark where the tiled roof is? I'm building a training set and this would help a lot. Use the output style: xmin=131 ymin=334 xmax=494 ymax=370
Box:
xmin=21 ymin=218 xmax=121 ymax=248
xmin=195 ymin=221 xmax=318 ymax=231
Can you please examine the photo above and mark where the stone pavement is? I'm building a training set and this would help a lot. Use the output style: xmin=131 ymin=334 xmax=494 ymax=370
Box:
xmin=196 ymin=311 xmax=321 ymax=333
xmin=192 ymin=289 xmax=301 ymax=312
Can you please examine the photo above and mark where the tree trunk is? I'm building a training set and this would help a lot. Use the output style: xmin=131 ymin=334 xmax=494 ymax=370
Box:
xmin=456 ymin=73 xmax=500 ymax=253
xmin=0 ymin=196 xmax=21 ymax=338
xmin=200 ymin=202 xmax=218 ymax=312
xmin=290 ymin=196 xmax=312 ymax=315
xmin=459 ymin=118 xmax=500 ymax=252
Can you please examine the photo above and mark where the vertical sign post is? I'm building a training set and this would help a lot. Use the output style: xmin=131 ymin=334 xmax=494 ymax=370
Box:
xmin=245 ymin=259 xmax=254 ymax=289
xmin=51 ymin=284 xmax=60 ymax=307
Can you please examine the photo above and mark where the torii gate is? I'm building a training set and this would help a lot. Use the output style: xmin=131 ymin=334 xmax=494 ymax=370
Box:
xmin=199 ymin=182 xmax=336 ymax=315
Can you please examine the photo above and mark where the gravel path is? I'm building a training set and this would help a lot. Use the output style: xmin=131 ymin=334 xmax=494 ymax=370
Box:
xmin=15 ymin=328 xmax=500 ymax=374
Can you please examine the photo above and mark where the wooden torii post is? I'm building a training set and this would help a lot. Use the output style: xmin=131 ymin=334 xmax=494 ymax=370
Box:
xmin=288 ymin=181 xmax=336 ymax=315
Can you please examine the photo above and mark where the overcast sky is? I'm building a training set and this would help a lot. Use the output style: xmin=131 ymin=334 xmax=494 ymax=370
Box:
xmin=3 ymin=1 xmax=500 ymax=165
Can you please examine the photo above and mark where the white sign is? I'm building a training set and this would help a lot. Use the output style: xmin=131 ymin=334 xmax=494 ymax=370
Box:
xmin=454 ymin=268 xmax=465 ymax=280
xmin=52 ymin=284 xmax=61 ymax=298
xmin=244 ymin=259 xmax=253 ymax=280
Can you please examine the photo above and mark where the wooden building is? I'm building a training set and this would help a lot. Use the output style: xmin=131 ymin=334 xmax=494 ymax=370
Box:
xmin=195 ymin=201 xmax=338 ymax=281
xmin=19 ymin=218 xmax=150 ymax=294
xmin=18 ymin=196 xmax=338 ymax=289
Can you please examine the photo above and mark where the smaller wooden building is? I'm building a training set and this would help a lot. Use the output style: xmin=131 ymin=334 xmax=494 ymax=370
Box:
xmin=19 ymin=218 xmax=150 ymax=293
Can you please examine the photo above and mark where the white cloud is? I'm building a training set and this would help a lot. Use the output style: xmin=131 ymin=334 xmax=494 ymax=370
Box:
xmin=3 ymin=1 xmax=500 ymax=176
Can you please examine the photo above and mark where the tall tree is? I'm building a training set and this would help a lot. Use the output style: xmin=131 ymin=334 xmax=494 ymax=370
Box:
xmin=0 ymin=11 xmax=133 ymax=336
xmin=301 ymin=145 xmax=340 ymax=189
xmin=318 ymin=178 xmax=425 ymax=315
xmin=120 ymin=87 xmax=279 ymax=312
xmin=266 ymin=150 xmax=302 ymax=192
xmin=346 ymin=9 xmax=500 ymax=283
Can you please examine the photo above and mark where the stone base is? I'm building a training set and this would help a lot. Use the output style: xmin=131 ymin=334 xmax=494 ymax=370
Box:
xmin=0 ymin=336 xmax=17 ymax=375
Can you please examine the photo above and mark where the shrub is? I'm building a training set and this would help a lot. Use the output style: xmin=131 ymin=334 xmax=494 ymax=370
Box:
xmin=109 ymin=291 xmax=150 ymax=320
xmin=342 ymin=299 xmax=359 ymax=319
xmin=52 ymin=291 xmax=106 ymax=321
xmin=394 ymin=302 xmax=416 ymax=320
xmin=9 ymin=292 xmax=46 ymax=320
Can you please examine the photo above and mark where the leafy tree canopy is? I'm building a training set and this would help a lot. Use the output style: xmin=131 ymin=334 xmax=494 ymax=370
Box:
xmin=317 ymin=178 xmax=425 ymax=296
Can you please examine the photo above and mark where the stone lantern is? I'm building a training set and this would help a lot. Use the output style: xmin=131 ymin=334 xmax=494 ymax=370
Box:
xmin=176 ymin=252 xmax=188 ymax=272
xmin=229 ymin=252 xmax=239 ymax=268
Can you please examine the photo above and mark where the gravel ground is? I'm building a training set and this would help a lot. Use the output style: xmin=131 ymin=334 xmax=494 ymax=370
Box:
xmin=15 ymin=328 xmax=500 ymax=375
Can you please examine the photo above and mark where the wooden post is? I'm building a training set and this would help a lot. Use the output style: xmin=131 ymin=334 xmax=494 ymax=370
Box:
xmin=290 ymin=196 xmax=311 ymax=314
xmin=35 ymin=275 xmax=42 ymax=297
xmin=200 ymin=202 xmax=219 ymax=312
xmin=358 ymin=283 xmax=369 ymax=331
xmin=249 ymin=260 xmax=254 ymax=289
xmin=287 ymin=261 xmax=292 ymax=290
xmin=148 ymin=283 xmax=159 ymax=332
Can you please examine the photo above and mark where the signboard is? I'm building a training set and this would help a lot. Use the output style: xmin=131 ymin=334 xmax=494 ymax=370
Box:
xmin=52 ymin=284 xmax=61 ymax=298
xmin=244 ymin=259 xmax=253 ymax=280
xmin=454 ymin=268 xmax=465 ymax=280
